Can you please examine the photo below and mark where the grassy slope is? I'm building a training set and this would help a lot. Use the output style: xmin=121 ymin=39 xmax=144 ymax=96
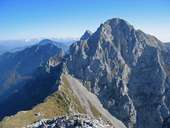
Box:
xmin=0 ymin=75 xmax=83 ymax=128
xmin=0 ymin=74 xmax=103 ymax=128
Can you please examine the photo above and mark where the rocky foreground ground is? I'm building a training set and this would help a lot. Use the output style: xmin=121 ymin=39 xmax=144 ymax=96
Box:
xmin=25 ymin=114 xmax=114 ymax=128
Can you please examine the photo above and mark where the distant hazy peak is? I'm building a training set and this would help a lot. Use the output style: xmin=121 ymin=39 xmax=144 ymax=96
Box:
xmin=38 ymin=39 xmax=55 ymax=46
xmin=80 ymin=30 xmax=93 ymax=40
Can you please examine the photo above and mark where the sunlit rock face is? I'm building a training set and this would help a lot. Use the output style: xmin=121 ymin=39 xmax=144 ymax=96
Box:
xmin=66 ymin=18 xmax=170 ymax=128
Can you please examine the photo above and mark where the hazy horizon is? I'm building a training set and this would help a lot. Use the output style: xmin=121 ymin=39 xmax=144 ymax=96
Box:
xmin=0 ymin=0 xmax=170 ymax=42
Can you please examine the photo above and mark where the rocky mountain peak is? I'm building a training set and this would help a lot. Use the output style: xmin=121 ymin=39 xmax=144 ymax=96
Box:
xmin=80 ymin=30 xmax=93 ymax=40
xmin=92 ymin=18 xmax=134 ymax=40
xmin=66 ymin=17 xmax=170 ymax=128
xmin=104 ymin=18 xmax=133 ymax=28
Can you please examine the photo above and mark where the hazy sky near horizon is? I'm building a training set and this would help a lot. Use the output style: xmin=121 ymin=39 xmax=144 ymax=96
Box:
xmin=0 ymin=0 xmax=170 ymax=42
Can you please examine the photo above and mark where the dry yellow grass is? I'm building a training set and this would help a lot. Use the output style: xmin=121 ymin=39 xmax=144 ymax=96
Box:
xmin=0 ymin=75 xmax=103 ymax=128
xmin=0 ymin=75 xmax=84 ymax=128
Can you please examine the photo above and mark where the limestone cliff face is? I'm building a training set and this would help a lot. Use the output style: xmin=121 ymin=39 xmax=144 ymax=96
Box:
xmin=66 ymin=18 xmax=170 ymax=128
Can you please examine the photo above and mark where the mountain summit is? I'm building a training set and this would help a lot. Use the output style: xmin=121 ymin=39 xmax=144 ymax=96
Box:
xmin=80 ymin=30 xmax=93 ymax=40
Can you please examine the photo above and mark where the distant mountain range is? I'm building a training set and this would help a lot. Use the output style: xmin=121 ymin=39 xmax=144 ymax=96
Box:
xmin=38 ymin=39 xmax=71 ymax=52
xmin=0 ymin=18 xmax=170 ymax=128
xmin=0 ymin=40 xmax=64 ymax=103
xmin=0 ymin=39 xmax=38 ymax=54
xmin=0 ymin=38 xmax=75 ymax=55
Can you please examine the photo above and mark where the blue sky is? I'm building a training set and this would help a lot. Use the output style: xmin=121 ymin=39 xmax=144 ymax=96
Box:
xmin=0 ymin=0 xmax=170 ymax=41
